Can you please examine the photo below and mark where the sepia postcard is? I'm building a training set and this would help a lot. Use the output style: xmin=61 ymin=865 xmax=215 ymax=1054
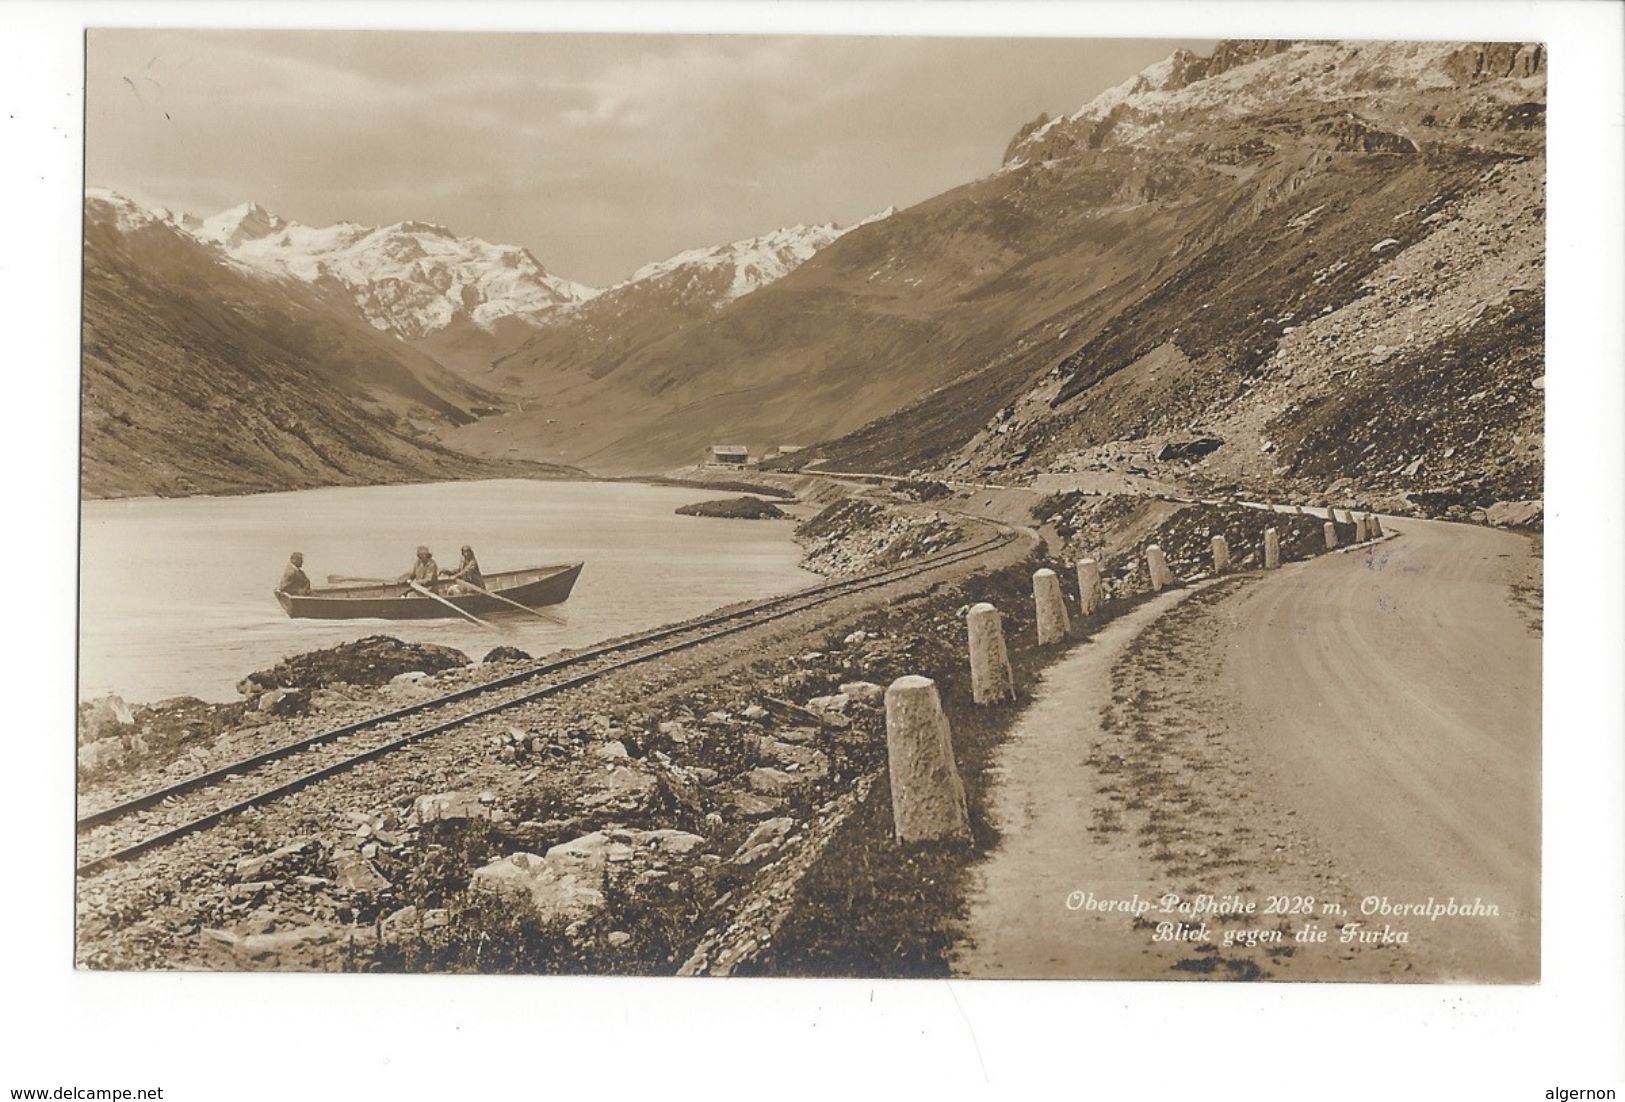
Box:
xmin=74 ymin=27 xmax=1548 ymax=987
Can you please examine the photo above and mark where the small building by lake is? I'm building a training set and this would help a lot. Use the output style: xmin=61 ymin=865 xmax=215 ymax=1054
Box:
xmin=708 ymin=444 xmax=750 ymax=466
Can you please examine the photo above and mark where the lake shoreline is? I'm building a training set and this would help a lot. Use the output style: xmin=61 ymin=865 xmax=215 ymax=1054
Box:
xmin=79 ymin=477 xmax=821 ymax=705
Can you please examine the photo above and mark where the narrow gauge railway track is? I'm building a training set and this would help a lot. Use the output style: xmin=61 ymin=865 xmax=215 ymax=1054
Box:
xmin=77 ymin=528 xmax=1021 ymax=877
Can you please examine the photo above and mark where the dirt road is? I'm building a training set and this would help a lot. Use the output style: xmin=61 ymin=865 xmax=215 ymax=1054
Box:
xmin=954 ymin=516 xmax=1541 ymax=982
xmin=1215 ymin=516 xmax=1541 ymax=980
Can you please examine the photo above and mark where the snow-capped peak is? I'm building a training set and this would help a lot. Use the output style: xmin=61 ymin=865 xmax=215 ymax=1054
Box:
xmin=615 ymin=207 xmax=893 ymax=305
xmin=85 ymin=187 xmax=167 ymax=233
xmin=197 ymin=200 xmax=288 ymax=247
xmin=853 ymin=205 xmax=897 ymax=228
xmin=182 ymin=202 xmax=598 ymax=339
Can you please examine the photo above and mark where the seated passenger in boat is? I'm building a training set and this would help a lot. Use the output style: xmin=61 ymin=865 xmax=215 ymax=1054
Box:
xmin=399 ymin=546 xmax=441 ymax=593
xmin=277 ymin=551 xmax=312 ymax=596
xmin=443 ymin=545 xmax=484 ymax=595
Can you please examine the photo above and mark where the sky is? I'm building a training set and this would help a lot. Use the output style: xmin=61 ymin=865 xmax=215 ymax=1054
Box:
xmin=87 ymin=30 xmax=1211 ymax=286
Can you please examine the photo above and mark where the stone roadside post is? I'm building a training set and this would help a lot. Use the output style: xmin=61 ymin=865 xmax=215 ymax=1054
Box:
xmin=1324 ymin=521 xmax=1339 ymax=550
xmin=966 ymin=602 xmax=1015 ymax=704
xmin=1211 ymin=534 xmax=1230 ymax=574
xmin=1353 ymin=514 xmax=1369 ymax=542
xmin=883 ymin=675 xmax=971 ymax=843
xmin=1033 ymin=568 xmax=1070 ymax=644
xmin=1264 ymin=527 xmax=1281 ymax=570
xmin=1076 ymin=557 xmax=1103 ymax=618
xmin=1146 ymin=544 xmax=1173 ymax=591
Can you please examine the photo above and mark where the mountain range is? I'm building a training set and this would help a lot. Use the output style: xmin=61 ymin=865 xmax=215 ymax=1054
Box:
xmin=82 ymin=190 xmax=572 ymax=497
xmin=85 ymin=38 xmax=1545 ymax=510
xmin=80 ymin=188 xmax=865 ymax=493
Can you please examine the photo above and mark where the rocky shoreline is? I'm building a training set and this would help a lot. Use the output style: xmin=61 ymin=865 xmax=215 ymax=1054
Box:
xmin=73 ymin=491 xmax=1005 ymax=968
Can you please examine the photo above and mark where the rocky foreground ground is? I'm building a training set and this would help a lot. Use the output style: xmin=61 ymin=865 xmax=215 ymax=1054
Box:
xmin=75 ymin=484 xmax=1451 ymax=976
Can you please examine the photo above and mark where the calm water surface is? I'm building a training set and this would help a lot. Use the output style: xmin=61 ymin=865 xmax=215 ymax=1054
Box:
xmin=80 ymin=479 xmax=817 ymax=703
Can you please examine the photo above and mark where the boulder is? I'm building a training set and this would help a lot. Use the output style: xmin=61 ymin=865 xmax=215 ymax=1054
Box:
xmin=379 ymin=905 xmax=420 ymax=943
xmin=590 ymin=740 xmax=630 ymax=761
xmin=412 ymin=790 xmax=492 ymax=824
xmin=228 ymin=880 xmax=275 ymax=903
xmin=725 ymin=789 xmax=788 ymax=819
xmin=1484 ymin=499 xmax=1543 ymax=529
xmin=257 ymin=687 xmax=310 ymax=716
xmin=753 ymin=737 xmax=831 ymax=781
xmin=235 ymin=837 xmax=322 ymax=882
xmin=545 ymin=828 xmax=706 ymax=876
xmin=482 ymin=646 xmax=532 ymax=664
xmin=772 ymin=726 xmax=821 ymax=745
xmin=639 ymin=829 xmax=707 ymax=857
xmin=546 ymin=831 xmax=637 ymax=877
xmin=332 ymin=851 xmax=391 ymax=895
xmin=1155 ymin=436 xmax=1223 ymax=462
xmin=470 ymin=852 xmax=607 ymax=925
xmin=236 ymin=924 xmax=337 ymax=963
xmin=805 ymin=693 xmax=852 ymax=725
xmin=78 ymin=694 xmax=133 ymax=744
xmin=838 ymin=681 xmax=886 ymax=704
xmin=746 ymin=767 xmax=805 ymax=797
xmin=77 ymin=739 xmax=126 ymax=776
xmin=580 ymin=765 xmax=659 ymax=812
xmin=732 ymin=817 xmax=795 ymax=866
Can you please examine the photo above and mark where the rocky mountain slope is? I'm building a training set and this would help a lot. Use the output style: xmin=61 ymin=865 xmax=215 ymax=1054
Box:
xmin=788 ymin=40 xmax=1545 ymax=515
xmin=82 ymin=191 xmax=577 ymax=497
xmin=447 ymin=39 xmax=1542 ymax=499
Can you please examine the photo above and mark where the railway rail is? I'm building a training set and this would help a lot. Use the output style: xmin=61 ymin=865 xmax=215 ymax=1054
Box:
xmin=76 ymin=526 xmax=1023 ymax=877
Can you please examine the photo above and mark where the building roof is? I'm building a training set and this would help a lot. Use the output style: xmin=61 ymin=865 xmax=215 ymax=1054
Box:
xmin=710 ymin=444 xmax=749 ymax=455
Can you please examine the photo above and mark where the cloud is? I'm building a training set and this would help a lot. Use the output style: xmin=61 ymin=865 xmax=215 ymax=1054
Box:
xmin=87 ymin=30 xmax=1210 ymax=285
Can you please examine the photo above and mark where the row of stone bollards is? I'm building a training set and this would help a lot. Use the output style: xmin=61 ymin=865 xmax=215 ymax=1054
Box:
xmin=1322 ymin=509 xmax=1384 ymax=551
xmin=883 ymin=550 xmax=1151 ymax=840
xmin=882 ymin=505 xmax=1390 ymax=842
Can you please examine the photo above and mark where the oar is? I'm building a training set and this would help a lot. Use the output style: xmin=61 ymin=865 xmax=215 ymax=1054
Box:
xmin=408 ymin=580 xmax=500 ymax=632
xmin=327 ymin=574 xmax=392 ymax=585
xmin=461 ymin=579 xmax=566 ymax=625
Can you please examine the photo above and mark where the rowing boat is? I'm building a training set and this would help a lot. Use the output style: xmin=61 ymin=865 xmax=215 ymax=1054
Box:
xmin=277 ymin=562 xmax=583 ymax=621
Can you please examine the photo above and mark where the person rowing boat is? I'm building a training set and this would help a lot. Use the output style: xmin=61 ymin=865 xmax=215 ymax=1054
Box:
xmin=443 ymin=545 xmax=485 ymax=596
xmin=398 ymin=545 xmax=441 ymax=595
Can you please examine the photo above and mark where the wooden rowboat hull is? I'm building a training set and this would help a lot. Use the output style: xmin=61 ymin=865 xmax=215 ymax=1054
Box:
xmin=277 ymin=562 xmax=583 ymax=621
